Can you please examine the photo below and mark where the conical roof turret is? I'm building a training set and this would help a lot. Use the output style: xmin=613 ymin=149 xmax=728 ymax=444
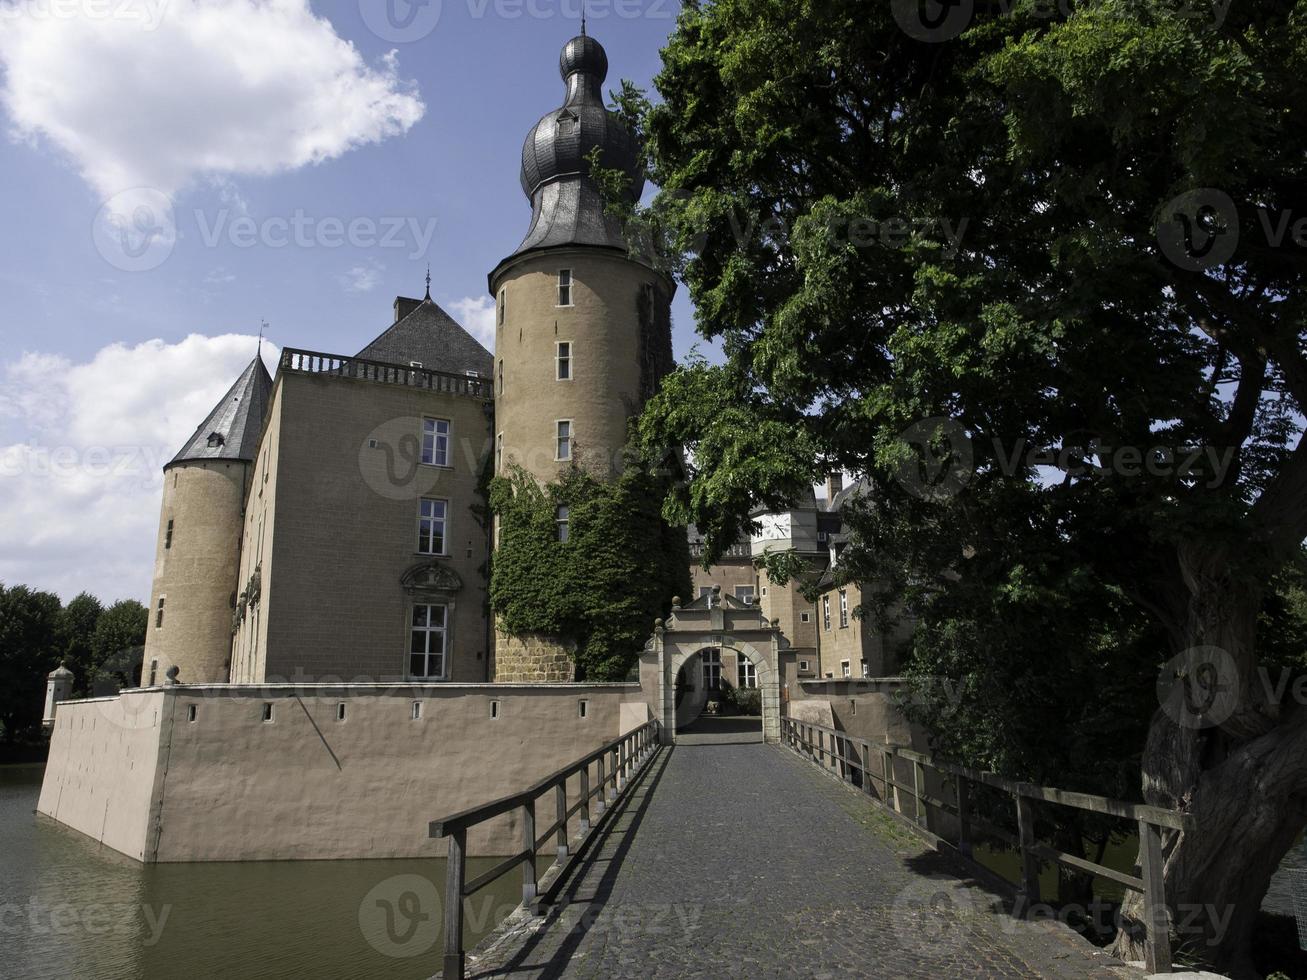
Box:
xmin=168 ymin=355 xmax=272 ymax=467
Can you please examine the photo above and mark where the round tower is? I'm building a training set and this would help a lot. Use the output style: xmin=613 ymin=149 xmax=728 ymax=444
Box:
xmin=142 ymin=356 xmax=271 ymax=685
xmin=489 ymin=32 xmax=676 ymax=681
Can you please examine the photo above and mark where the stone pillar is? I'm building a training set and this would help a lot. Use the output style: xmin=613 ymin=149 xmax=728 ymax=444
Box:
xmin=43 ymin=664 xmax=74 ymax=731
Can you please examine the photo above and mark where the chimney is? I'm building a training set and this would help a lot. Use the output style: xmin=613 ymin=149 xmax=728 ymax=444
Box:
xmin=393 ymin=295 xmax=423 ymax=323
xmin=825 ymin=471 xmax=844 ymax=503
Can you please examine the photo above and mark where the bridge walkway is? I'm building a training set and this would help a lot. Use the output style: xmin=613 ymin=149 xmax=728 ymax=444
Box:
xmin=459 ymin=719 xmax=1142 ymax=979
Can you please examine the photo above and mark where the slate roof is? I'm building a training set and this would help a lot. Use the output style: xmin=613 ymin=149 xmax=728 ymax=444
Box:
xmin=826 ymin=477 xmax=870 ymax=512
xmin=356 ymin=297 xmax=493 ymax=378
xmin=168 ymin=355 xmax=272 ymax=467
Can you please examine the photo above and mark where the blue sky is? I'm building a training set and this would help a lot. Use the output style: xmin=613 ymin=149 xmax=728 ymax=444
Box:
xmin=0 ymin=0 xmax=699 ymax=603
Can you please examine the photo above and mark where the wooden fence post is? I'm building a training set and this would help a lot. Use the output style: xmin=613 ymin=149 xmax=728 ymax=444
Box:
xmin=913 ymin=760 xmax=927 ymax=826
xmin=1139 ymin=818 xmax=1172 ymax=974
xmin=595 ymin=754 xmax=606 ymax=815
xmin=443 ymin=827 xmax=466 ymax=980
xmin=555 ymin=782 xmax=569 ymax=858
xmin=1015 ymin=793 xmax=1040 ymax=912
xmin=883 ymin=750 xmax=898 ymax=812
xmin=579 ymin=764 xmax=591 ymax=833
xmin=861 ymin=741 xmax=874 ymax=797
xmin=956 ymin=776 xmax=972 ymax=859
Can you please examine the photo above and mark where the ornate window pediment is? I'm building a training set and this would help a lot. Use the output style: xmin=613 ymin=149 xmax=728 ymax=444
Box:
xmin=401 ymin=560 xmax=463 ymax=599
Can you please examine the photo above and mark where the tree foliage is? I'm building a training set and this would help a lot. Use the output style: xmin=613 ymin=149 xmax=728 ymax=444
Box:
xmin=625 ymin=0 xmax=1307 ymax=970
xmin=0 ymin=584 xmax=63 ymax=743
xmin=489 ymin=458 xmax=690 ymax=680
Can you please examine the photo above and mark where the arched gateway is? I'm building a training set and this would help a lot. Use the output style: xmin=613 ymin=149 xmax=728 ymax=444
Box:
xmin=639 ymin=588 xmax=785 ymax=744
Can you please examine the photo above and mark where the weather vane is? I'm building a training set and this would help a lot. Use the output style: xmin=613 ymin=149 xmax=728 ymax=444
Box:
xmin=258 ymin=319 xmax=267 ymax=356
xmin=425 ymin=265 xmax=432 ymax=300
xmin=581 ymin=0 xmax=586 ymax=35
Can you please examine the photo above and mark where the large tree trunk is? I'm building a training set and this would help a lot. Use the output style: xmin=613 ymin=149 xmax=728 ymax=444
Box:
xmin=1114 ymin=547 xmax=1307 ymax=976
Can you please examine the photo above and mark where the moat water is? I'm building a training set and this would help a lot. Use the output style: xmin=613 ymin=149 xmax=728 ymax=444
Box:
xmin=0 ymin=765 xmax=532 ymax=980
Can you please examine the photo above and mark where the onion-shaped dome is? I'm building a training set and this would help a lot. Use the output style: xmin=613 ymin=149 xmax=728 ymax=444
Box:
xmin=506 ymin=33 xmax=646 ymax=261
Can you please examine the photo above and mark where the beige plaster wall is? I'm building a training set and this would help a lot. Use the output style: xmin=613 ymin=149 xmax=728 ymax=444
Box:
xmin=144 ymin=462 xmax=249 ymax=684
xmin=36 ymin=691 xmax=170 ymax=860
xmin=38 ymin=684 xmax=646 ymax=862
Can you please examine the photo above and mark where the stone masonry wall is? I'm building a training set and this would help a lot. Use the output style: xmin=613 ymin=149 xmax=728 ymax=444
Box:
xmin=494 ymin=628 xmax=575 ymax=682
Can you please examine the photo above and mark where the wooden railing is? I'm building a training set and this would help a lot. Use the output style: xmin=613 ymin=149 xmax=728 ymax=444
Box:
xmin=279 ymin=347 xmax=492 ymax=399
xmin=429 ymin=719 xmax=661 ymax=980
xmin=781 ymin=717 xmax=1192 ymax=974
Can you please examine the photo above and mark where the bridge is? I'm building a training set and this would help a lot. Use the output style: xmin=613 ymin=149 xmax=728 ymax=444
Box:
xmin=431 ymin=714 xmax=1185 ymax=979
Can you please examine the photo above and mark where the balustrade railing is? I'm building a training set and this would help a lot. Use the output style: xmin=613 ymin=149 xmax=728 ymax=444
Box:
xmin=781 ymin=716 xmax=1191 ymax=974
xmin=429 ymin=719 xmax=661 ymax=980
xmin=279 ymin=347 xmax=492 ymax=399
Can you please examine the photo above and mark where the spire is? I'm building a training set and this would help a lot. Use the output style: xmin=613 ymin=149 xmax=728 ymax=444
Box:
xmin=168 ymin=356 xmax=273 ymax=467
xmin=580 ymin=0 xmax=586 ymax=35
xmin=258 ymin=319 xmax=267 ymax=357
xmin=424 ymin=266 xmax=432 ymax=300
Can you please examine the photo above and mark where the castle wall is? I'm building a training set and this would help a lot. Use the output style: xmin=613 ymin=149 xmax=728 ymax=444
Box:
xmin=37 ymin=683 xmax=646 ymax=862
xmin=36 ymin=690 xmax=170 ymax=860
xmin=143 ymin=461 xmax=249 ymax=684
xmin=231 ymin=371 xmax=494 ymax=684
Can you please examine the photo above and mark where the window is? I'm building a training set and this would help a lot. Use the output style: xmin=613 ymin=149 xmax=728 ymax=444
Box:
xmin=555 ymin=505 xmax=570 ymax=542
xmin=409 ymin=604 xmax=447 ymax=679
xmin=555 ymin=420 xmax=572 ymax=461
xmin=556 ymin=341 xmax=572 ymax=380
xmin=498 ymin=287 xmax=505 ymax=325
xmin=262 ymin=703 xmax=273 ymax=722
xmin=164 ymin=519 xmax=173 ymax=549
xmin=410 ymin=361 xmax=423 ymax=370
xmin=822 ymin=595 xmax=831 ymax=631
xmin=698 ymin=586 xmax=713 ymax=599
xmin=701 ymin=649 xmax=722 ymax=691
xmin=861 ymin=660 xmax=871 ymax=679
xmin=148 ymin=659 xmax=158 ymax=685
xmin=799 ymin=659 xmax=810 ymax=671
xmin=421 ymin=418 xmax=450 ymax=467
xmin=735 ymin=586 xmax=755 ymax=605
xmin=155 ymin=597 xmax=166 ymax=629
xmin=800 ymin=611 xmax=811 ymax=623
xmin=761 ymin=586 xmax=768 ymax=597
xmin=496 ymin=433 xmax=503 ymax=472
xmin=839 ymin=589 xmax=849 ymax=628
xmin=497 ymin=359 xmax=504 ymax=395
xmin=186 ymin=704 xmax=197 ymax=722
xmin=465 ymin=370 xmax=480 ymax=379
xmin=336 ymin=702 xmax=347 ymax=721
xmin=490 ymin=700 xmax=500 ymax=719
xmin=737 ymin=656 xmax=757 ymax=689
xmin=417 ymin=498 xmax=447 ymax=555
xmin=817 ymin=530 xmax=828 ymax=544
xmin=411 ymin=701 xmax=423 ymax=720
xmin=841 ymin=660 xmax=851 ymax=678
xmin=557 ymin=268 xmax=573 ymax=306
xmin=578 ymin=699 xmax=588 ymax=718
xmin=825 ymin=671 xmax=834 ymax=679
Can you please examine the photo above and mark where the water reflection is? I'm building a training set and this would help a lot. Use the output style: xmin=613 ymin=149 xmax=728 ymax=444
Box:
xmin=2 ymin=767 xmax=534 ymax=980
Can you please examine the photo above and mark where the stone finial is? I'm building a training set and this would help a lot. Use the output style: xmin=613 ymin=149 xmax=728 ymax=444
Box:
xmin=671 ymin=596 xmax=681 ymax=608
xmin=654 ymin=618 xmax=664 ymax=633
xmin=165 ymin=665 xmax=180 ymax=685
xmin=771 ymin=618 xmax=781 ymax=629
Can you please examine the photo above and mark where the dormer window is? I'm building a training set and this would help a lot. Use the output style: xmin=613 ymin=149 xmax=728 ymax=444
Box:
xmin=556 ymin=112 xmax=577 ymax=136
xmin=206 ymin=432 xmax=224 ymax=448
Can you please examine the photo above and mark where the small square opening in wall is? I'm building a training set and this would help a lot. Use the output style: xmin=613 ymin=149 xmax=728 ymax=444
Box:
xmin=336 ymin=703 xmax=347 ymax=721
xmin=490 ymin=700 xmax=500 ymax=720
xmin=411 ymin=701 xmax=423 ymax=721
xmin=186 ymin=704 xmax=197 ymax=723
xmin=800 ymin=611 xmax=811 ymax=623
xmin=578 ymin=699 xmax=588 ymax=719
xmin=799 ymin=660 xmax=810 ymax=671
xmin=261 ymin=703 xmax=273 ymax=723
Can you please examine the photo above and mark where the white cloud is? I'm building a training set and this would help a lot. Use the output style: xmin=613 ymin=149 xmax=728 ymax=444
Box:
xmin=448 ymin=295 xmax=496 ymax=351
xmin=339 ymin=258 xmax=384 ymax=293
xmin=0 ymin=334 xmax=276 ymax=603
xmin=0 ymin=0 xmax=424 ymax=211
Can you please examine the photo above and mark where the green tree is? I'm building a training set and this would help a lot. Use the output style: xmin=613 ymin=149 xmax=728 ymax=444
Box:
xmin=624 ymin=1 xmax=1307 ymax=971
xmin=89 ymin=599 xmax=148 ymax=689
xmin=58 ymin=591 xmax=103 ymax=696
xmin=0 ymin=584 xmax=63 ymax=743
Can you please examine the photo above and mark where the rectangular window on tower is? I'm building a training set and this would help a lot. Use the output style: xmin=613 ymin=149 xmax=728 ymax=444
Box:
xmin=496 ymin=433 xmax=503 ymax=472
xmin=557 ymin=268 xmax=573 ymax=307
xmin=421 ymin=418 xmax=450 ymax=467
xmin=556 ymin=342 xmax=572 ymax=380
xmin=417 ymin=498 xmax=448 ymax=555
xmin=839 ymin=589 xmax=849 ymax=628
xmin=409 ymin=604 xmax=447 ymax=679
xmin=822 ymin=595 xmax=831 ymax=631
xmin=155 ymin=596 xmax=166 ymax=629
xmin=555 ymin=420 xmax=572 ymax=461
xmin=164 ymin=519 xmax=173 ymax=550
xmin=498 ymin=287 xmax=505 ymax=325
xmin=555 ymin=505 xmax=570 ymax=542
xmin=497 ymin=359 xmax=504 ymax=395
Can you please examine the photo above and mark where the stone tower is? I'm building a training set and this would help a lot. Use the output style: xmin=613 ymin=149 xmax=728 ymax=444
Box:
xmin=489 ymin=32 xmax=675 ymax=680
xmin=142 ymin=356 xmax=271 ymax=685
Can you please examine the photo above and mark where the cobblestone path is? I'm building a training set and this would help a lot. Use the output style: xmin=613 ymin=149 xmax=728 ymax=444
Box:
xmin=461 ymin=723 xmax=1141 ymax=979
